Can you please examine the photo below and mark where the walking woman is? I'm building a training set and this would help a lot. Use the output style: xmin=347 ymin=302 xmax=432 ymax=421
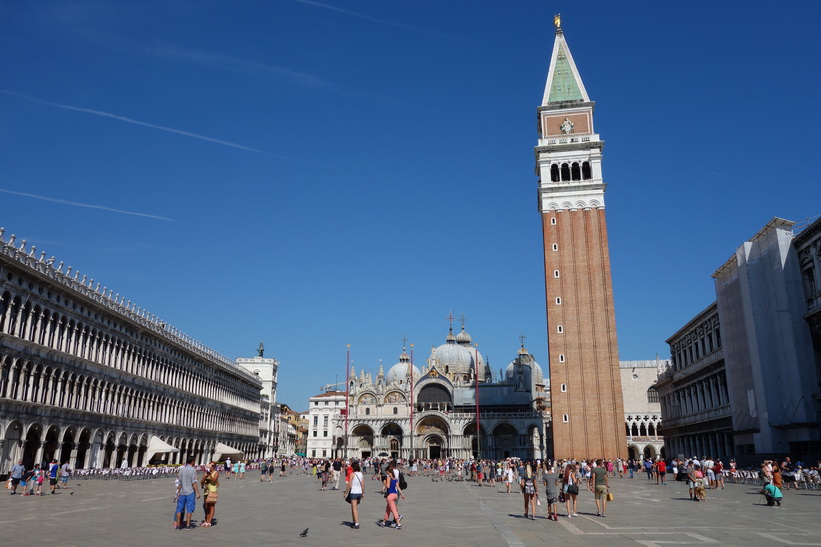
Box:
xmin=343 ymin=460 xmax=365 ymax=529
xmin=200 ymin=462 xmax=220 ymax=527
xmin=379 ymin=463 xmax=405 ymax=528
xmin=562 ymin=462 xmax=579 ymax=517
xmin=520 ymin=461 xmax=538 ymax=520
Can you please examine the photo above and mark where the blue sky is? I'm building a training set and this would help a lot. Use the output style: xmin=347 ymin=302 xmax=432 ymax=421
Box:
xmin=2 ymin=1 xmax=820 ymax=411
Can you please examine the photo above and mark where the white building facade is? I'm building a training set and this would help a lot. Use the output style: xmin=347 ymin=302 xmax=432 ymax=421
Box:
xmin=306 ymin=391 xmax=346 ymax=459
xmin=0 ymin=229 xmax=262 ymax=472
xmin=620 ymin=360 xmax=668 ymax=460
xmin=236 ymin=345 xmax=280 ymax=458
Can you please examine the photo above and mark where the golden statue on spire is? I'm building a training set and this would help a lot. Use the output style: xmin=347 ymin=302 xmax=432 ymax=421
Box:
xmin=554 ymin=13 xmax=561 ymax=29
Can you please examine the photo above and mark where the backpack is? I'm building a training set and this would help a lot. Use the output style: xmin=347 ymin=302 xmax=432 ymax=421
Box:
xmin=524 ymin=479 xmax=535 ymax=495
xmin=398 ymin=471 xmax=408 ymax=490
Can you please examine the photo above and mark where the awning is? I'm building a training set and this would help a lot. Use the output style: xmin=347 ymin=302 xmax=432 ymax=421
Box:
xmin=213 ymin=442 xmax=244 ymax=461
xmin=145 ymin=435 xmax=179 ymax=463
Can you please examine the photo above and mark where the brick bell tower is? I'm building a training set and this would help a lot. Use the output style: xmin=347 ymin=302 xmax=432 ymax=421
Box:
xmin=536 ymin=15 xmax=626 ymax=460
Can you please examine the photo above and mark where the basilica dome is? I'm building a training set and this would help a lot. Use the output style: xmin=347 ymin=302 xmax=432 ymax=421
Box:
xmin=430 ymin=331 xmax=469 ymax=377
xmin=505 ymin=345 xmax=544 ymax=385
xmin=386 ymin=348 xmax=421 ymax=384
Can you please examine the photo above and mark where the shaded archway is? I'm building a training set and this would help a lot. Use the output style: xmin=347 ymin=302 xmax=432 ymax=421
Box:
xmin=42 ymin=425 xmax=60 ymax=466
xmin=493 ymin=423 xmax=517 ymax=460
xmin=60 ymin=426 xmax=77 ymax=465
xmin=351 ymin=424 xmax=374 ymax=459
xmin=463 ymin=422 xmax=485 ymax=459
xmin=103 ymin=431 xmax=116 ymax=468
xmin=2 ymin=421 xmax=24 ymax=472
xmin=75 ymin=428 xmax=92 ymax=469
xmin=381 ymin=423 xmax=403 ymax=459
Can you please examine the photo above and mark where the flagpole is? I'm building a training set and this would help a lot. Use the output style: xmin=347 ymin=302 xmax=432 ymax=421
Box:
xmin=409 ymin=343 xmax=414 ymax=461
xmin=474 ymin=343 xmax=481 ymax=459
xmin=345 ymin=344 xmax=350 ymax=459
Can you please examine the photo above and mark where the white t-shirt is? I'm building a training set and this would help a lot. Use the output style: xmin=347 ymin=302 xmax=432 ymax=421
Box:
xmin=349 ymin=472 xmax=364 ymax=495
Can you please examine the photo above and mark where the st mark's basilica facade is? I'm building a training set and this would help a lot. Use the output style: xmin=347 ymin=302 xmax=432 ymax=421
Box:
xmin=335 ymin=323 xmax=550 ymax=461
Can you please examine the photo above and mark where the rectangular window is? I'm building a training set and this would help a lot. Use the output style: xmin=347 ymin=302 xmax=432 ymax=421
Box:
xmin=313 ymin=416 xmax=318 ymax=426
xmin=322 ymin=449 xmax=326 ymax=457
xmin=313 ymin=431 xmax=317 ymax=437
xmin=323 ymin=431 xmax=328 ymax=437
xmin=323 ymin=416 xmax=328 ymax=426
xmin=312 ymin=450 xmax=316 ymax=457
xmin=561 ymin=383 xmax=567 ymax=392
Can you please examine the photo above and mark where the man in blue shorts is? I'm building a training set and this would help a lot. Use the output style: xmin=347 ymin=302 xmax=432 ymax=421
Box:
xmin=175 ymin=456 xmax=201 ymax=530
xmin=48 ymin=459 xmax=59 ymax=494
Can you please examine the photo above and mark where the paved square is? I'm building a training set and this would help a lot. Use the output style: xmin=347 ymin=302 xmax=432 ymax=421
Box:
xmin=1 ymin=471 xmax=819 ymax=546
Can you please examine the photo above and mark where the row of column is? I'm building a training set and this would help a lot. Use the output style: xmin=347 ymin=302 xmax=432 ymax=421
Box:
xmin=1 ymin=294 xmax=257 ymax=412
xmin=665 ymin=431 xmax=733 ymax=460
xmin=1 ymin=360 xmax=258 ymax=437
xmin=662 ymin=373 xmax=729 ymax=419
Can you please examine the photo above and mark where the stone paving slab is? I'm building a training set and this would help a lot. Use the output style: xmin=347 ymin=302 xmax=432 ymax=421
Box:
xmin=1 ymin=472 xmax=819 ymax=546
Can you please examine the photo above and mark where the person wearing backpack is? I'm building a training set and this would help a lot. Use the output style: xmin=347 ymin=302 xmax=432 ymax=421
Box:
xmin=378 ymin=463 xmax=405 ymax=529
xmin=520 ymin=462 xmax=538 ymax=520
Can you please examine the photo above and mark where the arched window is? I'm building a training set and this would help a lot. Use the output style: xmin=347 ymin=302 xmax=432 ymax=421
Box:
xmin=393 ymin=407 xmax=398 ymax=415
xmin=550 ymin=164 xmax=560 ymax=182
xmin=582 ymin=161 xmax=592 ymax=180
xmin=560 ymin=163 xmax=570 ymax=181
xmin=365 ymin=408 xmax=370 ymax=415
xmin=571 ymin=162 xmax=581 ymax=181
xmin=647 ymin=387 xmax=659 ymax=403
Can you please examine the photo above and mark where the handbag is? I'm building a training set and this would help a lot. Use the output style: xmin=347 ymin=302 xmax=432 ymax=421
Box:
xmin=345 ymin=473 xmax=363 ymax=504
xmin=606 ymin=492 xmax=614 ymax=502
xmin=206 ymin=489 xmax=218 ymax=504
xmin=567 ymin=483 xmax=579 ymax=496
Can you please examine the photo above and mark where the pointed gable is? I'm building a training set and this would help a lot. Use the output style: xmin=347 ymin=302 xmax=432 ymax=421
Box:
xmin=542 ymin=29 xmax=590 ymax=106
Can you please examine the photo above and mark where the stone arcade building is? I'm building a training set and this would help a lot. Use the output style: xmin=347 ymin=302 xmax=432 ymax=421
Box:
xmin=0 ymin=229 xmax=262 ymax=472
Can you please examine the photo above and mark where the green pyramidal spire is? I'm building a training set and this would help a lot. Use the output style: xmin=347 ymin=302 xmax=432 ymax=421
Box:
xmin=542 ymin=26 xmax=590 ymax=106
